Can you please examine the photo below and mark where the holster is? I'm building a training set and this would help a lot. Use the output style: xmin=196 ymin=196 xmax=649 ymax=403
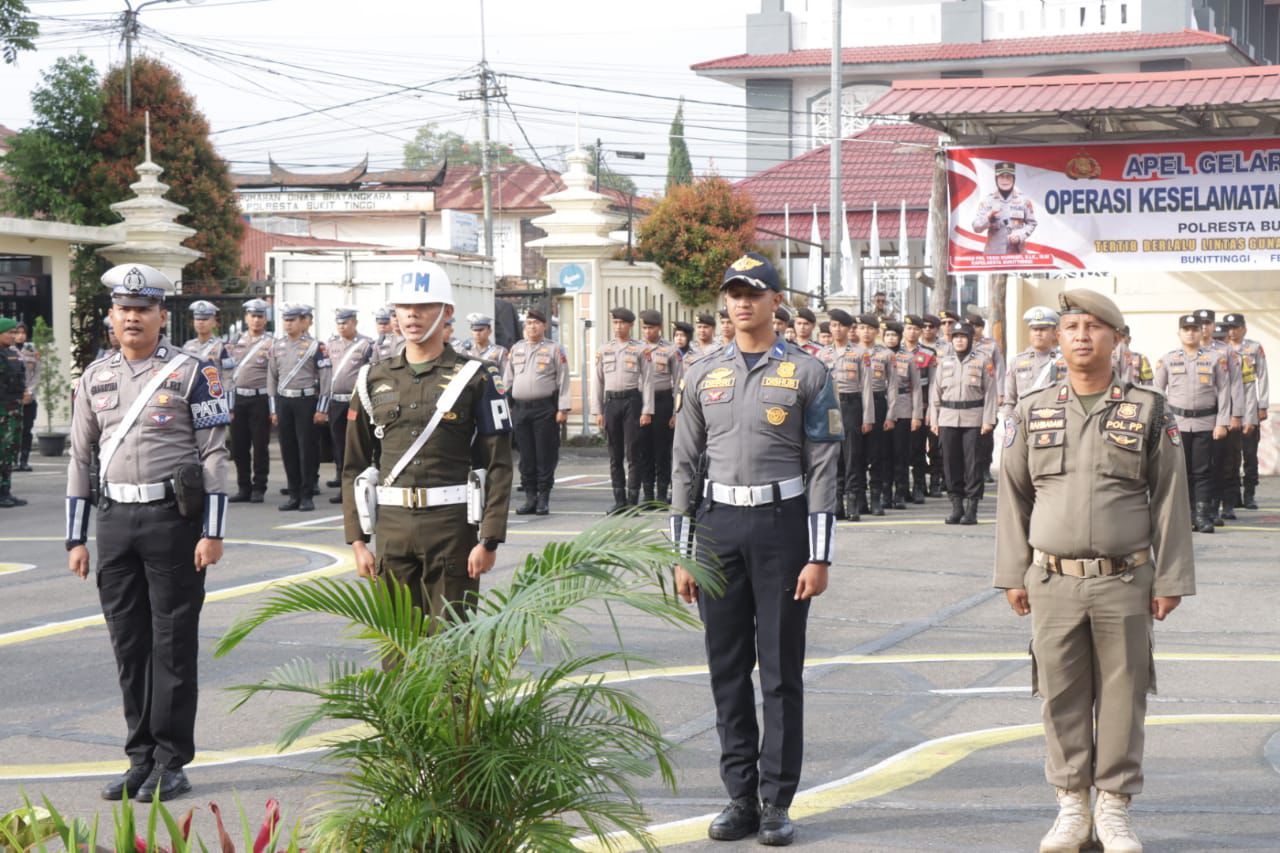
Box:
xmin=466 ymin=468 xmax=486 ymax=526
xmin=354 ymin=466 xmax=379 ymax=536
xmin=88 ymin=443 xmax=102 ymax=507
xmin=172 ymin=463 xmax=205 ymax=520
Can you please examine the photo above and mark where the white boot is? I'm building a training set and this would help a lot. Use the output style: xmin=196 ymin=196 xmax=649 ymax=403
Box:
xmin=1039 ymin=787 xmax=1093 ymax=853
xmin=1094 ymin=790 xmax=1143 ymax=852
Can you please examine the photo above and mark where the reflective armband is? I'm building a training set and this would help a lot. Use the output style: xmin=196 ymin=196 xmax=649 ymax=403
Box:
xmin=808 ymin=511 xmax=835 ymax=564
xmin=669 ymin=513 xmax=694 ymax=560
xmin=66 ymin=496 xmax=91 ymax=544
xmin=203 ymin=493 xmax=228 ymax=539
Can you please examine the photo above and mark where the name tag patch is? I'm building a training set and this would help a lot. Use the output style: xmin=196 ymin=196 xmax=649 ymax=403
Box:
xmin=761 ymin=376 xmax=799 ymax=390
xmin=1027 ymin=408 xmax=1065 ymax=432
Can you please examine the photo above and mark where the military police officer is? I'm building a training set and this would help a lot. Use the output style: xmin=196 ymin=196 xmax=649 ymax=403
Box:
xmin=671 ymin=253 xmax=842 ymax=846
xmin=996 ymin=289 xmax=1194 ymax=853
xmin=595 ymin=307 xmax=651 ymax=514
xmin=929 ymin=322 xmax=997 ymax=525
xmin=504 ymin=307 xmax=571 ymax=516
xmin=66 ymin=263 xmax=231 ymax=803
xmin=182 ymin=301 xmax=235 ymax=379
xmin=343 ymin=260 xmax=513 ymax=625
xmin=1224 ymin=313 xmax=1269 ymax=509
xmin=326 ymin=306 xmax=374 ymax=503
xmin=269 ymin=303 xmax=331 ymax=512
xmin=226 ymin=298 xmax=273 ymax=503
xmin=638 ymin=309 xmax=681 ymax=505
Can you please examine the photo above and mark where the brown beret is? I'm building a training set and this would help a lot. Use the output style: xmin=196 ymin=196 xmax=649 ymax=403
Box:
xmin=1058 ymin=289 xmax=1124 ymax=330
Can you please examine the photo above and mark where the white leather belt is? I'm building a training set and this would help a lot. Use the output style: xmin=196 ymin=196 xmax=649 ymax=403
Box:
xmin=706 ymin=475 xmax=804 ymax=507
xmin=331 ymin=393 xmax=353 ymax=402
xmin=375 ymin=484 xmax=467 ymax=509
xmin=105 ymin=481 xmax=169 ymax=503
xmin=234 ymin=387 xmax=267 ymax=397
xmin=278 ymin=388 xmax=316 ymax=398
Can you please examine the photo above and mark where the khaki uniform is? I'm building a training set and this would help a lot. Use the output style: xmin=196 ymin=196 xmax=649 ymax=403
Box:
xmin=884 ymin=347 xmax=923 ymax=503
xmin=461 ymin=340 xmax=509 ymax=375
xmin=181 ymin=336 xmax=235 ymax=386
xmin=226 ymin=331 xmax=274 ymax=497
xmin=1002 ymin=348 xmax=1066 ymax=419
xmin=670 ymin=339 xmax=842 ymax=808
xmin=66 ymin=338 xmax=230 ymax=771
xmin=864 ymin=344 xmax=898 ymax=502
xmin=596 ymin=338 xmax=652 ymax=502
xmin=372 ymin=332 xmax=405 ymax=364
xmin=995 ymin=378 xmax=1195 ymax=795
xmin=503 ymin=338 xmax=571 ymax=497
xmin=1112 ymin=343 xmax=1153 ymax=387
xmin=929 ymin=348 xmax=998 ymax=499
xmin=342 ymin=348 xmax=513 ymax=621
xmin=972 ymin=188 xmax=1037 ymax=254
xmin=906 ymin=342 xmax=943 ymax=495
xmin=1153 ymin=347 xmax=1232 ymax=511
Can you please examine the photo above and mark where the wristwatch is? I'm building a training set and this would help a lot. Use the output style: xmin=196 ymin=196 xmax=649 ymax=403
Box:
xmin=482 ymin=538 xmax=500 ymax=552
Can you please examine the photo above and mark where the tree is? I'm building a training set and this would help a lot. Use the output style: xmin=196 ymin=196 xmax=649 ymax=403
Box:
xmin=403 ymin=122 xmax=524 ymax=170
xmin=0 ymin=0 xmax=37 ymax=65
xmin=582 ymin=142 xmax=639 ymax=196
xmin=638 ymin=175 xmax=757 ymax=306
xmin=666 ymin=98 xmax=692 ymax=194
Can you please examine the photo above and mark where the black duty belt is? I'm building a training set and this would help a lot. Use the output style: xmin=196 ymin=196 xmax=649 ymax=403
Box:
xmin=1168 ymin=404 xmax=1217 ymax=418
xmin=654 ymin=388 xmax=674 ymax=397
xmin=940 ymin=399 xmax=984 ymax=410
xmin=513 ymin=395 xmax=556 ymax=405
xmin=605 ymin=389 xmax=640 ymax=400
xmin=838 ymin=391 xmax=862 ymax=400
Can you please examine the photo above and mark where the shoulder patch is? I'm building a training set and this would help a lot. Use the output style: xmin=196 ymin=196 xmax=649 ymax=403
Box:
xmin=1004 ymin=414 xmax=1019 ymax=448
xmin=1163 ymin=413 xmax=1181 ymax=446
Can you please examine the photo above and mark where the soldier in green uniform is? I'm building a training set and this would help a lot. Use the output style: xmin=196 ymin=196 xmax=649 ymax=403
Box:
xmin=996 ymin=290 xmax=1195 ymax=853
xmin=343 ymin=261 xmax=513 ymax=625
xmin=0 ymin=317 xmax=27 ymax=508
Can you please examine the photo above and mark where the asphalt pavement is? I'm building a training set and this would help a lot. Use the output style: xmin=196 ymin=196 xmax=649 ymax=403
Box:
xmin=1 ymin=447 xmax=1278 ymax=851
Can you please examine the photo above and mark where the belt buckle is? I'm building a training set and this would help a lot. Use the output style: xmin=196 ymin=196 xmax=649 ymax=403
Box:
xmin=1080 ymin=558 xmax=1105 ymax=579
xmin=733 ymin=485 xmax=754 ymax=507
xmin=408 ymin=489 xmax=427 ymax=509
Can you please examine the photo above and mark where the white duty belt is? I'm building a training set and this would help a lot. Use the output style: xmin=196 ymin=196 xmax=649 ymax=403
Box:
xmin=105 ymin=482 xmax=169 ymax=503
xmin=374 ymin=484 xmax=468 ymax=509
xmin=706 ymin=475 xmax=804 ymax=507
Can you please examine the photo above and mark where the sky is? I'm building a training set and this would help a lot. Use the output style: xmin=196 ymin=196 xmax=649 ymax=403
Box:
xmin=2 ymin=0 xmax=761 ymax=194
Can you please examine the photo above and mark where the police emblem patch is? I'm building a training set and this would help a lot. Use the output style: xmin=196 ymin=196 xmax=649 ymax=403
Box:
xmin=201 ymin=366 xmax=224 ymax=398
xmin=1004 ymin=417 xmax=1018 ymax=448
xmin=149 ymin=413 xmax=173 ymax=425
xmin=1116 ymin=402 xmax=1140 ymax=419
xmin=707 ymin=367 xmax=734 ymax=380
xmin=765 ymin=406 xmax=787 ymax=425
xmin=776 ymin=361 xmax=796 ymax=378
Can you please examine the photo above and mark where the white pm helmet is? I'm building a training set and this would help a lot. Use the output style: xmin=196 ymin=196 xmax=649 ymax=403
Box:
xmin=393 ymin=260 xmax=455 ymax=307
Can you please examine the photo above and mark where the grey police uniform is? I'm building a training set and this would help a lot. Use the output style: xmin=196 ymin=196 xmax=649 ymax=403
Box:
xmin=461 ymin=340 xmax=509 ymax=375
xmin=66 ymin=336 xmax=230 ymax=775
xmin=884 ymin=345 xmax=923 ymax=505
xmin=227 ymin=329 xmax=274 ymax=499
xmin=181 ymin=337 xmax=235 ymax=385
xmin=905 ymin=342 xmax=940 ymax=498
xmin=670 ymin=337 xmax=842 ymax=810
xmin=1232 ymin=333 xmax=1269 ymax=504
xmin=1002 ymin=348 xmax=1067 ymax=420
xmin=503 ymin=338 xmax=572 ymax=503
xmin=1152 ymin=346 xmax=1231 ymax=523
xmin=639 ymin=337 xmax=682 ymax=503
xmin=327 ymin=332 xmax=374 ymax=493
xmin=372 ymin=332 xmax=405 ymax=364
xmin=825 ymin=341 xmax=872 ymax=517
xmin=268 ymin=330 xmax=332 ymax=505
xmin=595 ymin=337 xmax=652 ymax=506
xmin=972 ymin=188 xmax=1037 ymax=254
xmin=864 ymin=342 xmax=898 ymax=510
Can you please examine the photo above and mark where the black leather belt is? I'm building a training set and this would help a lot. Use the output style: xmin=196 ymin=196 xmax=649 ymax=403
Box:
xmin=513 ymin=395 xmax=556 ymax=405
xmin=654 ymin=388 xmax=674 ymax=397
xmin=940 ymin=399 xmax=984 ymax=410
xmin=1168 ymin=404 xmax=1217 ymax=418
xmin=838 ymin=392 xmax=862 ymax=400
xmin=606 ymin=389 xmax=640 ymax=400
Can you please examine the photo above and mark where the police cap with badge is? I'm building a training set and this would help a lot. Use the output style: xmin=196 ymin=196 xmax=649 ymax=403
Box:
xmin=189 ymin=300 xmax=218 ymax=320
xmin=467 ymin=313 xmax=494 ymax=329
xmin=722 ymin=252 xmax=781 ymax=292
xmin=1023 ymin=306 xmax=1060 ymax=328
xmin=243 ymin=298 xmax=269 ymax=316
xmin=334 ymin=306 xmax=359 ymax=323
xmin=103 ymin=263 xmax=173 ymax=307
xmin=374 ymin=306 xmax=392 ymax=324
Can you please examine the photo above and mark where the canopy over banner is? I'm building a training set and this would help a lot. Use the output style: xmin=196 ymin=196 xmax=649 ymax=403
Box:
xmin=948 ymin=138 xmax=1280 ymax=273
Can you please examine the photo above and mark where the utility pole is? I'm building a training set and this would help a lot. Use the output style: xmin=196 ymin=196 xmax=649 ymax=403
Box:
xmin=121 ymin=0 xmax=189 ymax=114
xmin=594 ymin=137 xmax=602 ymax=193
xmin=828 ymin=0 xmax=843 ymax=296
xmin=458 ymin=0 xmax=500 ymax=262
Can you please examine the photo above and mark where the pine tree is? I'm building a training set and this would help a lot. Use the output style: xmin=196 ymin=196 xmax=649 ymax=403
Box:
xmin=665 ymin=98 xmax=693 ymax=194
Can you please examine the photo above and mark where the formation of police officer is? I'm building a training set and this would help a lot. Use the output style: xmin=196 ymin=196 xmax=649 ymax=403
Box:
xmin=12 ymin=320 xmax=39 ymax=473
xmin=595 ymin=306 xmax=652 ymax=514
xmin=996 ymin=289 xmax=1194 ymax=853
xmin=325 ymin=306 xmax=374 ymax=504
xmin=1002 ymin=306 xmax=1066 ymax=421
xmin=342 ymin=260 xmax=513 ymax=627
xmin=226 ymin=298 xmax=273 ymax=502
xmin=929 ymin=320 xmax=998 ymax=525
xmin=1224 ymin=312 xmax=1269 ymax=509
xmin=459 ymin=312 xmax=509 ymax=373
xmin=822 ymin=308 xmax=870 ymax=521
xmin=638 ymin=309 xmax=681 ymax=505
xmin=66 ymin=263 xmax=231 ymax=803
xmin=881 ymin=319 xmax=923 ymax=508
xmin=182 ymin=301 xmax=236 ymax=377
xmin=902 ymin=314 xmax=941 ymax=500
xmin=372 ymin=305 xmax=405 ymax=364
xmin=0 ymin=317 xmax=27 ymax=508
xmin=504 ymin=307 xmax=571 ymax=516
xmin=671 ymin=253 xmax=841 ymax=846
xmin=858 ymin=312 xmax=898 ymax=515
xmin=269 ymin=302 xmax=332 ymax=512
xmin=973 ymin=160 xmax=1037 ymax=254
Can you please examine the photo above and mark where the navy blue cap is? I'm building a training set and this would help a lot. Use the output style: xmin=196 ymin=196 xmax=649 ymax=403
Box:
xmin=721 ymin=252 xmax=781 ymax=292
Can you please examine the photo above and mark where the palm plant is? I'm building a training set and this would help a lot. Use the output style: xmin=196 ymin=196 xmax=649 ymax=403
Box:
xmin=215 ymin=516 xmax=720 ymax=852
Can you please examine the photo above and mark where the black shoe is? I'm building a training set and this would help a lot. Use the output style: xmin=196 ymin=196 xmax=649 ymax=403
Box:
xmin=960 ymin=497 xmax=979 ymax=525
xmin=757 ymin=803 xmax=794 ymax=846
xmin=15 ymin=462 xmax=32 ymax=472
xmin=929 ymin=479 xmax=943 ymax=498
xmin=944 ymin=495 xmax=964 ymax=525
xmin=626 ymin=489 xmax=640 ymax=506
xmin=1211 ymin=506 xmax=1224 ymax=526
xmin=325 ymin=478 xmax=341 ymax=488
xmin=515 ymin=493 xmax=538 ymax=515
xmin=1193 ymin=502 xmax=1216 ymax=533
xmin=1244 ymin=488 xmax=1258 ymax=510
xmin=0 ymin=494 xmax=25 ymax=508
xmin=280 ymin=487 xmax=291 ymax=495
xmin=249 ymin=490 xmax=265 ymax=503
xmin=707 ymin=796 xmax=759 ymax=841
xmin=228 ymin=491 xmax=252 ymax=503
xmin=984 ymin=471 xmax=995 ymax=484
xmin=842 ymin=494 xmax=859 ymax=523
xmin=279 ymin=497 xmax=301 ymax=512
xmin=310 ymin=485 xmax=321 ymax=496
xmin=299 ymin=496 xmax=315 ymax=512
xmin=101 ymin=762 xmax=153 ymax=801
xmin=328 ymin=494 xmax=343 ymax=504
xmin=134 ymin=767 xmax=191 ymax=803
xmin=869 ymin=494 xmax=884 ymax=517
xmin=1221 ymin=500 xmax=1237 ymax=521
xmin=606 ymin=489 xmax=628 ymax=516
xmin=535 ymin=492 xmax=550 ymax=515
xmin=890 ymin=490 xmax=907 ymax=510
xmin=1233 ymin=490 xmax=1245 ymax=509
xmin=912 ymin=485 xmax=926 ymax=503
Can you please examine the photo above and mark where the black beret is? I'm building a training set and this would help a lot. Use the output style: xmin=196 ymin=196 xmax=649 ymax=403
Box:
xmin=967 ymin=313 xmax=986 ymax=326
xmin=818 ymin=321 xmax=830 ymax=333
xmin=937 ymin=309 xmax=958 ymax=322
xmin=639 ymin=308 xmax=662 ymax=326
xmin=796 ymin=308 xmax=816 ymax=323
xmin=717 ymin=308 xmax=729 ymax=319
xmin=827 ymin=308 xmax=854 ymax=326
xmin=673 ymin=320 xmax=694 ymax=335
xmin=1222 ymin=312 xmax=1245 ymax=327
xmin=696 ymin=312 xmax=715 ymax=326
xmin=857 ymin=313 xmax=880 ymax=326
xmin=774 ymin=307 xmax=790 ymax=322
xmin=611 ymin=307 xmax=636 ymax=323
xmin=526 ymin=308 xmax=547 ymax=323
xmin=903 ymin=314 xmax=924 ymax=327
xmin=882 ymin=320 xmax=904 ymax=335
xmin=922 ymin=314 xmax=941 ymax=327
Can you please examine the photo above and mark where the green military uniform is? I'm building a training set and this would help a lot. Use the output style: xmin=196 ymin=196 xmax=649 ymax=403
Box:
xmin=995 ymin=289 xmax=1195 ymax=852
xmin=342 ymin=345 xmax=513 ymax=622
xmin=0 ymin=318 xmax=25 ymax=506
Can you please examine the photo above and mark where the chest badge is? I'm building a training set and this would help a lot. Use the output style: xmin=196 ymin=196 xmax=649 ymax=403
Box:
xmin=707 ymin=367 xmax=733 ymax=380
xmin=765 ymin=406 xmax=787 ymax=426
xmin=776 ymin=361 xmax=796 ymax=378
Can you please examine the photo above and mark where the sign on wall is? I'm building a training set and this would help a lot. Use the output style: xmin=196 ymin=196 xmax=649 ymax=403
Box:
xmin=947 ymin=138 xmax=1280 ymax=273
xmin=238 ymin=190 xmax=435 ymax=215
xmin=550 ymin=261 xmax=591 ymax=293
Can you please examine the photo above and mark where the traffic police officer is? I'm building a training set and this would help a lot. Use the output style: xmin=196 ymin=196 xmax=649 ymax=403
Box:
xmin=996 ymin=289 xmax=1194 ymax=853
xmin=881 ymin=320 xmax=922 ymax=508
xmin=825 ymin=308 xmax=870 ymax=520
xmin=372 ymin=305 xmax=405 ymax=364
xmin=226 ymin=298 xmax=273 ymax=503
xmin=1153 ymin=315 xmax=1232 ymax=534
xmin=461 ymin=312 xmax=508 ymax=373
xmin=973 ymin=160 xmax=1037 ymax=254
xmin=0 ymin=317 xmax=26 ymax=507
xmin=929 ymin=322 xmax=997 ymax=524
xmin=504 ymin=307 xmax=571 ymax=516
xmin=182 ymin=301 xmax=234 ymax=379
xmin=595 ymin=306 xmax=651 ymax=513
xmin=13 ymin=321 xmax=39 ymax=472
xmin=66 ymin=263 xmax=230 ymax=803
xmin=671 ymin=252 xmax=842 ymax=846
xmin=1002 ymin=306 xmax=1066 ymax=421
xmin=858 ymin=313 xmax=897 ymax=516
xmin=326 ymin=306 xmax=374 ymax=503
xmin=269 ymin=303 xmax=331 ymax=511
xmin=1224 ymin=313 xmax=1269 ymax=509
xmin=638 ymin=309 xmax=681 ymax=505
xmin=343 ymin=260 xmax=513 ymax=625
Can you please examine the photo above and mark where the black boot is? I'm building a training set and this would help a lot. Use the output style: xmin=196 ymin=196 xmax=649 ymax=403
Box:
xmin=1221 ymin=498 xmax=1237 ymax=520
xmin=1193 ymin=502 xmax=1216 ymax=533
xmin=1243 ymin=487 xmax=1258 ymax=510
xmin=869 ymin=491 xmax=885 ymax=516
xmin=1233 ymin=488 xmax=1245 ymax=509
xmin=228 ymin=489 xmax=252 ymax=503
xmin=858 ymin=491 xmax=870 ymax=515
xmin=249 ymin=489 xmax=265 ymax=504
xmin=606 ymin=488 xmax=628 ymax=515
xmin=843 ymin=493 xmax=860 ymax=522
xmin=278 ymin=492 xmax=301 ymax=511
xmin=835 ymin=491 xmax=846 ymax=520
xmin=627 ymin=488 xmax=640 ymax=506
xmin=641 ymin=487 xmax=655 ymax=506
xmin=912 ymin=481 xmax=926 ymax=503
xmin=299 ymin=494 xmax=315 ymax=512
xmin=929 ymin=477 xmax=943 ymax=498
xmin=0 ymin=486 xmax=27 ymax=508
xmin=16 ymin=453 xmax=32 ymax=472
xmin=960 ymin=497 xmax=979 ymax=525
xmin=515 ymin=488 xmax=538 ymax=515
xmin=944 ymin=495 xmax=964 ymax=525
xmin=890 ymin=485 xmax=906 ymax=510
xmin=1211 ymin=500 xmax=1225 ymax=526
xmin=535 ymin=491 xmax=550 ymax=515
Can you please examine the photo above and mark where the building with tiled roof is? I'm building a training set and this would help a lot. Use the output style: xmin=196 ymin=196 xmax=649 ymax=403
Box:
xmin=695 ymin=1 xmax=1264 ymax=176
xmin=238 ymin=224 xmax=379 ymax=281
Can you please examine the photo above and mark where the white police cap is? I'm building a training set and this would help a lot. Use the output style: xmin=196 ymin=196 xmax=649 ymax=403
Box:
xmin=101 ymin=263 xmax=173 ymax=307
xmin=334 ymin=306 xmax=359 ymax=322
xmin=189 ymin=300 xmax=218 ymax=318
xmin=467 ymin=312 xmax=493 ymax=328
xmin=1023 ymin=306 xmax=1059 ymax=327
xmin=393 ymin=260 xmax=454 ymax=307
xmin=243 ymin=298 xmax=269 ymax=315
xmin=281 ymin=302 xmax=312 ymax=319
xmin=374 ymin=306 xmax=392 ymax=323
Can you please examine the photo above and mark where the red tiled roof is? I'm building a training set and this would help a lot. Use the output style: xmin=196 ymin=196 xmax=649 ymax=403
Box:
xmin=432 ymin=162 xmax=636 ymax=213
xmin=692 ymin=29 xmax=1235 ymax=72
xmin=735 ymin=124 xmax=936 ymax=240
xmin=864 ymin=63 xmax=1280 ymax=117
xmin=239 ymin=225 xmax=378 ymax=281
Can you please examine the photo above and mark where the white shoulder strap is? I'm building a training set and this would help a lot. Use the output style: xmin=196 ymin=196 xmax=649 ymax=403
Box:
xmin=383 ymin=358 xmax=484 ymax=487
xmin=98 ymin=354 xmax=192 ymax=486
xmin=232 ymin=336 xmax=269 ymax=384
xmin=278 ymin=338 xmax=319 ymax=389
